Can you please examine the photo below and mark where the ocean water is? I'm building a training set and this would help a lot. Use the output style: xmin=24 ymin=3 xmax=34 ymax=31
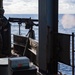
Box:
xmin=4 ymin=14 xmax=75 ymax=75
xmin=4 ymin=14 xmax=39 ymax=42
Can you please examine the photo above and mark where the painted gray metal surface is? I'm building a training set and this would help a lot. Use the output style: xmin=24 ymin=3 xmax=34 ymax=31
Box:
xmin=39 ymin=0 xmax=58 ymax=74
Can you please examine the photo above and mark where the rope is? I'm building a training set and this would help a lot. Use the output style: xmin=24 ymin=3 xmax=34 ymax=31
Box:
xmin=23 ymin=28 xmax=35 ymax=56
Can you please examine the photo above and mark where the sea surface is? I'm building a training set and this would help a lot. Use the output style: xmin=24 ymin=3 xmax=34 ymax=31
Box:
xmin=4 ymin=14 xmax=75 ymax=75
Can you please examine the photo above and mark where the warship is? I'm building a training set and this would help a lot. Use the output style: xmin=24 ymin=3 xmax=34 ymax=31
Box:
xmin=0 ymin=0 xmax=74 ymax=75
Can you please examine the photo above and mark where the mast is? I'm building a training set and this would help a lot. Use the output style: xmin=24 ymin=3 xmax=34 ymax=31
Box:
xmin=39 ymin=0 xmax=58 ymax=75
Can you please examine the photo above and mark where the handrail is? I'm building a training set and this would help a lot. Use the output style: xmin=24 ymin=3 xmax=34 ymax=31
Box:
xmin=72 ymin=33 xmax=74 ymax=75
xmin=8 ymin=17 xmax=38 ymax=23
xmin=10 ymin=22 xmax=75 ymax=75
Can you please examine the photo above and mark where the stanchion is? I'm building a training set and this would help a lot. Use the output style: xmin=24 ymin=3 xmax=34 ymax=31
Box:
xmin=72 ymin=33 xmax=74 ymax=75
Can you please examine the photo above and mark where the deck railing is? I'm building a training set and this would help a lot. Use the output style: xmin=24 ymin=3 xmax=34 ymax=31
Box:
xmin=58 ymin=33 xmax=75 ymax=75
xmin=10 ymin=20 xmax=75 ymax=75
xmin=72 ymin=33 xmax=75 ymax=75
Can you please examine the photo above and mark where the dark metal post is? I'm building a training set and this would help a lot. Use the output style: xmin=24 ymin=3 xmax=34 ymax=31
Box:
xmin=0 ymin=0 xmax=3 ymax=8
xmin=72 ymin=33 xmax=74 ymax=75
xmin=18 ymin=23 xmax=21 ymax=35
xmin=39 ymin=0 xmax=58 ymax=75
xmin=49 ymin=0 xmax=58 ymax=74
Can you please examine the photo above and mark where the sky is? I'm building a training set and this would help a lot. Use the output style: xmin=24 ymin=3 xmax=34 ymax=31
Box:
xmin=3 ymin=0 xmax=38 ymax=14
xmin=59 ymin=0 xmax=75 ymax=14
xmin=3 ymin=0 xmax=75 ymax=29
xmin=59 ymin=0 xmax=75 ymax=29
xmin=3 ymin=0 xmax=75 ymax=14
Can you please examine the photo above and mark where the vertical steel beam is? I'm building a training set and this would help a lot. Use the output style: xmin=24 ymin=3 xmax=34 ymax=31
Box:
xmin=39 ymin=0 xmax=58 ymax=75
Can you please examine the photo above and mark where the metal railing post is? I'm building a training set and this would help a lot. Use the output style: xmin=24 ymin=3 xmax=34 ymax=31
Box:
xmin=72 ymin=33 xmax=74 ymax=75
xmin=18 ymin=23 xmax=21 ymax=35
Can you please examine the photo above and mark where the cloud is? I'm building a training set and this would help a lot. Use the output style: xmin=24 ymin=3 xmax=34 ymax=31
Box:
xmin=3 ymin=0 xmax=38 ymax=14
xmin=59 ymin=0 xmax=75 ymax=14
xmin=61 ymin=14 xmax=75 ymax=28
xmin=3 ymin=2 xmax=12 ymax=6
xmin=65 ymin=0 xmax=75 ymax=4
xmin=4 ymin=0 xmax=75 ymax=14
xmin=3 ymin=0 xmax=75 ymax=14
xmin=4 ymin=0 xmax=12 ymax=2
xmin=59 ymin=0 xmax=75 ymax=5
